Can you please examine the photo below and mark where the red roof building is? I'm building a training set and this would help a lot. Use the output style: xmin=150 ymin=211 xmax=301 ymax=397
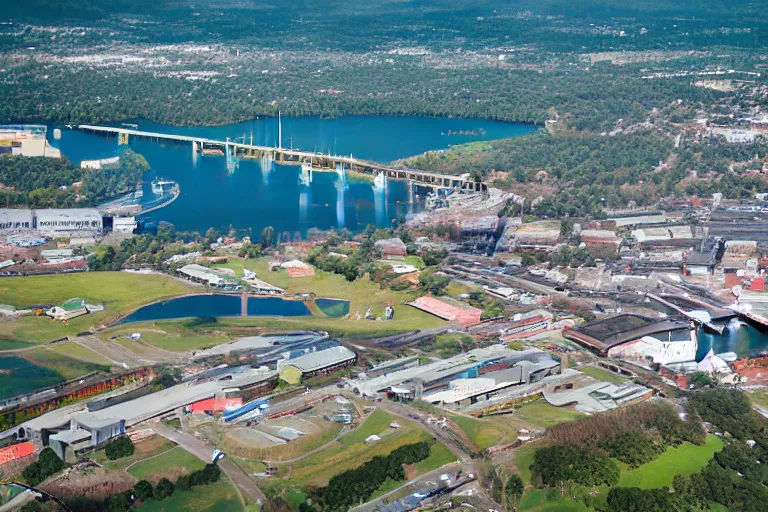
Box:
xmin=408 ymin=296 xmax=482 ymax=326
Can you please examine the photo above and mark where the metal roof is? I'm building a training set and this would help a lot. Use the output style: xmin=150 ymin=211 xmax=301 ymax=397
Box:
xmin=280 ymin=346 xmax=356 ymax=373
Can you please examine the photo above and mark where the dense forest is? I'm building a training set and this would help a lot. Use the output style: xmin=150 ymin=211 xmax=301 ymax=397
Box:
xmin=0 ymin=150 xmax=149 ymax=208
xmin=403 ymin=132 xmax=768 ymax=215
xmin=526 ymin=392 xmax=768 ymax=511
xmin=0 ymin=0 xmax=764 ymax=130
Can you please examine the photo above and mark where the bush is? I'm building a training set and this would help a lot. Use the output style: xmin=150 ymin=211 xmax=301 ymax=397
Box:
xmin=175 ymin=474 xmax=192 ymax=491
xmin=153 ymin=478 xmax=175 ymax=501
xmin=190 ymin=463 xmax=222 ymax=486
xmin=132 ymin=480 xmax=153 ymax=502
xmin=108 ymin=491 xmax=132 ymax=512
xmin=105 ymin=436 xmax=135 ymax=460
xmin=531 ymin=444 xmax=619 ymax=487
xmin=23 ymin=448 xmax=65 ymax=486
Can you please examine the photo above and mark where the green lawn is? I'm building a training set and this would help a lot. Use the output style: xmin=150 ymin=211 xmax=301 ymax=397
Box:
xmin=136 ymin=477 xmax=243 ymax=512
xmin=340 ymin=409 xmax=392 ymax=445
xmin=0 ymin=339 xmax=34 ymax=350
xmin=45 ymin=342 xmax=113 ymax=365
xmin=415 ymin=441 xmax=457 ymax=473
xmin=747 ymin=390 xmax=768 ymax=409
xmin=100 ymin=321 xmax=232 ymax=352
xmin=450 ymin=414 xmax=518 ymax=451
xmin=511 ymin=442 xmax=541 ymax=486
xmin=578 ymin=366 xmax=630 ymax=385
xmin=21 ymin=346 xmax=111 ymax=379
xmin=519 ymin=489 xmax=591 ymax=512
xmin=0 ymin=272 xmax=196 ymax=342
xmin=214 ymin=258 xmax=443 ymax=331
xmin=619 ymin=435 xmax=723 ymax=489
xmin=513 ymin=400 xmax=584 ymax=428
xmin=128 ymin=446 xmax=206 ymax=481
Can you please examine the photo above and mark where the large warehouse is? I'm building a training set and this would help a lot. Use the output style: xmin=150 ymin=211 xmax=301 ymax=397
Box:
xmin=0 ymin=208 xmax=103 ymax=235
xmin=35 ymin=209 xmax=102 ymax=234
xmin=0 ymin=209 xmax=34 ymax=231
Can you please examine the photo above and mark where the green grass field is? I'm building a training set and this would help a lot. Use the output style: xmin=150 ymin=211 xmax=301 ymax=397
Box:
xmin=0 ymin=273 xmax=196 ymax=342
xmin=340 ymin=409 xmax=392 ymax=445
xmin=21 ymin=346 xmax=111 ymax=379
xmin=618 ymin=435 xmax=723 ymax=489
xmin=213 ymin=258 xmax=443 ymax=331
xmin=0 ymin=339 xmax=34 ymax=350
xmin=513 ymin=400 xmax=584 ymax=428
xmin=136 ymin=477 xmax=243 ymax=512
xmin=450 ymin=414 xmax=518 ymax=451
xmin=519 ymin=489 xmax=591 ymax=512
xmin=578 ymin=366 xmax=630 ymax=385
xmin=128 ymin=446 xmax=206 ymax=482
xmin=100 ymin=321 xmax=233 ymax=352
xmin=511 ymin=441 xmax=541 ymax=485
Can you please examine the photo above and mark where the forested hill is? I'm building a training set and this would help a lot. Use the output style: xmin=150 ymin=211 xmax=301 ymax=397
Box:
xmin=0 ymin=0 xmax=765 ymax=130
xmin=3 ymin=0 xmax=765 ymax=52
xmin=0 ymin=150 xmax=149 ymax=209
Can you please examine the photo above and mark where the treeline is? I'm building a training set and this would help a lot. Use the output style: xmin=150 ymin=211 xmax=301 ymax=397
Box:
xmin=530 ymin=390 xmax=768 ymax=512
xmin=64 ymin=463 xmax=221 ymax=512
xmin=407 ymin=132 xmax=768 ymax=216
xmin=0 ymin=49 xmax=731 ymax=132
xmin=313 ymin=441 xmax=432 ymax=511
xmin=0 ymin=150 xmax=149 ymax=208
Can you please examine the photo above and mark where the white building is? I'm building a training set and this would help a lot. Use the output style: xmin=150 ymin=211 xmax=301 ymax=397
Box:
xmin=35 ymin=209 xmax=102 ymax=235
xmin=113 ymin=217 xmax=137 ymax=234
xmin=607 ymin=332 xmax=697 ymax=366
xmin=0 ymin=209 xmax=34 ymax=232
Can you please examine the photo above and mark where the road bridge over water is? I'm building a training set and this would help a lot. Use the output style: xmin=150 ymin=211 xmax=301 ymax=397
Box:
xmin=78 ymin=125 xmax=487 ymax=192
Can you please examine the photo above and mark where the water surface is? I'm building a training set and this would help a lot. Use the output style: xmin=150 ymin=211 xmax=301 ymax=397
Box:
xmin=118 ymin=294 xmax=311 ymax=324
xmin=48 ymin=116 xmax=536 ymax=236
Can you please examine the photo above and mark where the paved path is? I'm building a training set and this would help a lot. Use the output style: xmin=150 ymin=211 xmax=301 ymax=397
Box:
xmin=150 ymin=422 xmax=265 ymax=505
xmin=349 ymin=461 xmax=464 ymax=512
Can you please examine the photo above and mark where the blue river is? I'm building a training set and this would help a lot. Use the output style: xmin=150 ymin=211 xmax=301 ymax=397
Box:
xmin=48 ymin=116 xmax=536 ymax=236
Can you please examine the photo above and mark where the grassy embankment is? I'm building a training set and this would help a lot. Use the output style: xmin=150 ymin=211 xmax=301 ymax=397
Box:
xmin=258 ymin=408 xmax=457 ymax=501
xmin=513 ymin=435 xmax=724 ymax=511
xmin=0 ymin=272 xmax=196 ymax=344
xmin=577 ymin=366 xmax=630 ymax=385
xmin=97 ymin=258 xmax=443 ymax=352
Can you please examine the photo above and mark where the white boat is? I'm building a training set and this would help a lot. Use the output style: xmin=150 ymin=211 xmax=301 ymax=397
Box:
xmin=151 ymin=178 xmax=175 ymax=195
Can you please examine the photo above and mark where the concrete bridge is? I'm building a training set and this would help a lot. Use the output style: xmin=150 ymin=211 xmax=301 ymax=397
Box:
xmin=78 ymin=125 xmax=487 ymax=192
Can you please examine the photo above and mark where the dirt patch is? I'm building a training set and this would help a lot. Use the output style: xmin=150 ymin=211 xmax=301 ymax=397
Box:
xmin=41 ymin=465 xmax=136 ymax=502
xmin=133 ymin=434 xmax=167 ymax=455
xmin=403 ymin=462 xmax=418 ymax=480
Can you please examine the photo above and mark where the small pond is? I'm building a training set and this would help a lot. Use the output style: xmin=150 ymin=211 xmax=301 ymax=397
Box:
xmin=118 ymin=294 xmax=311 ymax=324
xmin=315 ymin=298 xmax=351 ymax=318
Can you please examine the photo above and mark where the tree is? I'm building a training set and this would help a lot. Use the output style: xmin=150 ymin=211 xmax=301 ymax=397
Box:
xmin=105 ymin=436 xmax=135 ymax=460
xmin=132 ymin=480 xmax=153 ymax=502
xmin=505 ymin=474 xmax=524 ymax=511
xmin=153 ymin=478 xmax=175 ymax=501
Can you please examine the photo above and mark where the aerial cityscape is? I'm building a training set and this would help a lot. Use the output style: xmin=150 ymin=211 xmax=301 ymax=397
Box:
xmin=0 ymin=0 xmax=767 ymax=511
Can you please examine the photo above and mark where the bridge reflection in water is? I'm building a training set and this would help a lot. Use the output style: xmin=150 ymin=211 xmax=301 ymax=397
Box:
xmin=77 ymin=125 xmax=488 ymax=193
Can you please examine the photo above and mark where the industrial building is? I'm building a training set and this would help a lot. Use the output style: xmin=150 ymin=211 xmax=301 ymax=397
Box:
xmin=423 ymin=353 xmax=561 ymax=409
xmin=177 ymin=264 xmax=241 ymax=290
xmin=564 ymin=314 xmax=692 ymax=356
xmin=0 ymin=209 xmax=34 ymax=231
xmin=0 ymin=208 xmax=103 ymax=235
xmin=351 ymin=345 xmax=523 ymax=399
xmin=35 ymin=209 xmax=102 ymax=235
xmin=278 ymin=345 xmax=357 ymax=384
xmin=0 ymin=125 xmax=61 ymax=158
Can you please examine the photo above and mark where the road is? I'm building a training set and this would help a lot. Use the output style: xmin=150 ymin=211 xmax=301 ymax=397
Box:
xmin=349 ymin=461 xmax=464 ymax=512
xmin=150 ymin=422 xmax=265 ymax=506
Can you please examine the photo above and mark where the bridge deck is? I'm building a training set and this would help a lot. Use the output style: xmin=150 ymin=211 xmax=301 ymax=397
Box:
xmin=77 ymin=125 xmax=485 ymax=189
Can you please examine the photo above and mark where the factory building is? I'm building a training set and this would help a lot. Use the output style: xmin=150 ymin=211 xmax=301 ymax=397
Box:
xmin=0 ymin=209 xmax=34 ymax=231
xmin=36 ymin=209 xmax=102 ymax=235
xmin=0 ymin=208 xmax=103 ymax=235
xmin=278 ymin=345 xmax=357 ymax=384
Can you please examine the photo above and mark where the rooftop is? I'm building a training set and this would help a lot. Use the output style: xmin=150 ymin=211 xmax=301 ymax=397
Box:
xmin=279 ymin=345 xmax=357 ymax=373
